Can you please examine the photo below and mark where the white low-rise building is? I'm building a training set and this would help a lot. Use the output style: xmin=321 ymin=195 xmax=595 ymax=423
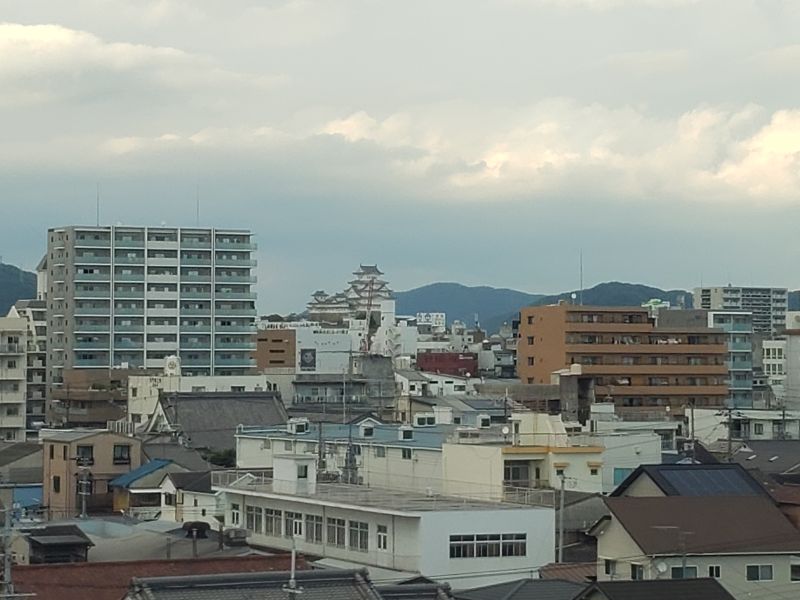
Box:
xmin=213 ymin=455 xmax=554 ymax=587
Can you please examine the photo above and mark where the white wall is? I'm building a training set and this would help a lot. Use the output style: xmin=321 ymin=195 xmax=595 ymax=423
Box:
xmin=595 ymin=432 xmax=661 ymax=494
xmin=418 ymin=508 xmax=555 ymax=588
xmin=295 ymin=327 xmax=352 ymax=374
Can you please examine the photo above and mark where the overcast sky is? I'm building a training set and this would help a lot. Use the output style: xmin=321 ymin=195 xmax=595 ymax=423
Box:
xmin=1 ymin=0 xmax=799 ymax=311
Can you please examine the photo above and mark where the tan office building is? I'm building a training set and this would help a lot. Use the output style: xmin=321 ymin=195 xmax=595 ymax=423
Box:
xmin=517 ymin=304 xmax=728 ymax=417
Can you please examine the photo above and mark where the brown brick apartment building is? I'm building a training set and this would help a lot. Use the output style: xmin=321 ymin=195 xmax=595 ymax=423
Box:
xmin=255 ymin=328 xmax=296 ymax=370
xmin=517 ymin=304 xmax=728 ymax=416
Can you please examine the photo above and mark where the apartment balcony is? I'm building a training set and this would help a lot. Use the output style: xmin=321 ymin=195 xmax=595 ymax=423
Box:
xmin=181 ymin=341 xmax=212 ymax=350
xmin=727 ymin=361 xmax=753 ymax=371
xmin=74 ymin=340 xmax=110 ymax=350
xmin=729 ymin=342 xmax=752 ymax=352
xmin=215 ymin=240 xmax=256 ymax=251
xmin=215 ymin=324 xmax=255 ymax=333
xmin=114 ymin=340 xmax=144 ymax=349
xmin=147 ymin=291 xmax=179 ymax=301
xmin=214 ymin=257 xmax=256 ymax=267
xmin=597 ymin=384 xmax=729 ymax=397
xmin=148 ymin=274 xmax=179 ymax=284
xmin=181 ymin=274 xmax=212 ymax=283
xmin=114 ymin=272 xmax=145 ymax=282
xmin=181 ymin=324 xmax=212 ymax=333
xmin=215 ymin=307 xmax=257 ymax=317
xmin=181 ymin=237 xmax=212 ymax=249
xmin=565 ymin=343 xmax=726 ymax=355
xmin=74 ymin=289 xmax=111 ymax=299
xmin=147 ymin=325 xmax=178 ymax=335
xmin=114 ymin=255 xmax=145 ymax=265
xmin=0 ymin=369 xmax=25 ymax=380
xmin=180 ymin=356 xmax=212 ymax=366
xmin=74 ymin=272 xmax=111 ymax=282
xmin=147 ymin=342 xmax=179 ymax=352
xmin=114 ymin=323 xmax=145 ymax=333
xmin=715 ymin=322 xmax=752 ymax=333
xmin=215 ymin=274 xmax=256 ymax=284
xmin=147 ymin=240 xmax=179 ymax=250
xmin=214 ymin=356 xmax=257 ymax=367
xmin=146 ymin=308 xmax=179 ymax=318
xmin=180 ymin=257 xmax=212 ymax=266
xmin=75 ymin=255 xmax=111 ymax=265
xmin=0 ymin=345 xmax=23 ymax=354
xmin=181 ymin=308 xmax=212 ymax=316
xmin=579 ymin=364 xmax=728 ymax=376
xmin=181 ymin=291 xmax=212 ymax=300
xmin=214 ymin=290 xmax=257 ymax=300
xmin=74 ymin=237 xmax=112 ymax=247
xmin=114 ymin=237 xmax=145 ymax=248
xmin=73 ymin=357 xmax=110 ymax=368
xmin=114 ymin=307 xmax=144 ymax=316
xmin=114 ymin=290 xmax=145 ymax=300
xmin=564 ymin=322 xmax=653 ymax=333
xmin=730 ymin=380 xmax=754 ymax=390
xmin=75 ymin=306 xmax=111 ymax=316
xmin=215 ymin=340 xmax=255 ymax=350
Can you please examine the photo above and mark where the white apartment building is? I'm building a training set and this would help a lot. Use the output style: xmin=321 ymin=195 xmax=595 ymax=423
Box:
xmin=784 ymin=331 xmax=800 ymax=411
xmin=213 ymin=455 xmax=555 ymax=587
xmin=236 ymin=412 xmax=605 ymax=497
xmin=693 ymin=286 xmax=788 ymax=335
xmin=45 ymin=226 xmax=257 ymax=393
xmin=0 ymin=318 xmax=28 ymax=441
xmin=763 ymin=340 xmax=786 ymax=402
xmin=7 ymin=300 xmax=47 ymax=433
xmin=128 ymin=368 xmax=278 ymax=425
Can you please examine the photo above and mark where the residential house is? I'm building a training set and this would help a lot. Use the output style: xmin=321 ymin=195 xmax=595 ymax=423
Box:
xmin=213 ymin=455 xmax=555 ymax=588
xmin=41 ymin=429 xmax=142 ymax=519
xmin=159 ymin=471 xmax=219 ymax=527
xmin=610 ymin=463 xmax=768 ymax=498
xmin=0 ymin=442 xmax=43 ymax=517
xmin=574 ymin=578 xmax=735 ymax=600
xmin=110 ymin=459 xmax=189 ymax=519
xmin=591 ymin=496 xmax=800 ymax=600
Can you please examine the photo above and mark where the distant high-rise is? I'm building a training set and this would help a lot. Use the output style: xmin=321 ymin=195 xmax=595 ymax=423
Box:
xmin=0 ymin=316 xmax=28 ymax=441
xmin=693 ymin=286 xmax=788 ymax=335
xmin=45 ymin=226 xmax=257 ymax=398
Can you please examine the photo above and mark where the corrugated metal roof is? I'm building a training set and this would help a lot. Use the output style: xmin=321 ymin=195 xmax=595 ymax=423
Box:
xmin=110 ymin=459 xmax=172 ymax=489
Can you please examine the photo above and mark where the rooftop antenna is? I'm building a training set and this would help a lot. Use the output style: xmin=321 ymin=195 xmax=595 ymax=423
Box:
xmin=96 ymin=182 xmax=101 ymax=226
xmin=579 ymin=249 xmax=584 ymax=306
xmin=195 ymin=182 xmax=200 ymax=226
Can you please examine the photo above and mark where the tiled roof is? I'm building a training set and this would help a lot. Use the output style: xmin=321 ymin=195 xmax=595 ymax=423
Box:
xmin=110 ymin=459 xmax=172 ymax=489
xmin=127 ymin=567 xmax=383 ymax=600
xmin=0 ymin=443 xmax=42 ymax=466
xmin=14 ymin=555 xmax=300 ymax=600
xmin=604 ymin=496 xmax=800 ymax=554
xmin=610 ymin=463 xmax=767 ymax=497
xmin=538 ymin=562 xmax=596 ymax=584
xmin=167 ymin=471 xmax=213 ymax=494
xmin=574 ymin=578 xmax=735 ymax=600
xmin=455 ymin=579 xmax=583 ymax=600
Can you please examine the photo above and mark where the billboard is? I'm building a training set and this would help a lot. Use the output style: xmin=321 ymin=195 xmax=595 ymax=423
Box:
xmin=299 ymin=348 xmax=317 ymax=371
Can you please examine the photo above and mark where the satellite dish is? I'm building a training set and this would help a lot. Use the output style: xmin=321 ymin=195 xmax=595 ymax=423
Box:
xmin=502 ymin=426 xmax=510 ymax=436
xmin=656 ymin=561 xmax=668 ymax=574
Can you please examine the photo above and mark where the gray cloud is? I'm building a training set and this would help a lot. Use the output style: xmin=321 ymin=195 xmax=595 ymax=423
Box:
xmin=0 ymin=0 xmax=799 ymax=311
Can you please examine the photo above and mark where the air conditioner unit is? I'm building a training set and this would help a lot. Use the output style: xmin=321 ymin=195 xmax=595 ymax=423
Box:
xmin=287 ymin=417 xmax=310 ymax=435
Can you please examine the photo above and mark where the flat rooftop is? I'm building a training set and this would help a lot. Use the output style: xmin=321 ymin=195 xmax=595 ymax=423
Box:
xmin=212 ymin=472 xmax=550 ymax=513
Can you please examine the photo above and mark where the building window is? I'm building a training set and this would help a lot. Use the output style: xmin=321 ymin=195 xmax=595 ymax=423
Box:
xmin=284 ymin=440 xmax=293 ymax=451
xmin=791 ymin=556 xmax=800 ymax=582
xmin=746 ymin=565 xmax=773 ymax=581
xmin=52 ymin=475 xmax=61 ymax=494
xmin=671 ymin=566 xmax=698 ymax=579
xmin=754 ymin=423 xmax=764 ymax=435
xmin=49 ymin=444 xmax=54 ymax=460
xmin=375 ymin=446 xmax=386 ymax=458
xmin=76 ymin=445 xmax=94 ymax=466
xmin=476 ymin=534 xmax=501 ymax=557
xmin=377 ymin=525 xmax=388 ymax=551
xmin=305 ymin=515 xmax=323 ymax=544
xmin=631 ymin=564 xmax=644 ymax=580
xmin=501 ymin=533 xmax=526 ymax=556
xmin=230 ymin=503 xmax=240 ymax=526
xmin=604 ymin=559 xmax=616 ymax=576
xmin=527 ymin=337 xmax=534 ymax=345
xmin=363 ymin=427 xmax=374 ymax=437
xmin=245 ymin=506 xmax=263 ymax=533
xmin=285 ymin=512 xmax=303 ymax=538
xmin=265 ymin=508 xmax=282 ymax=536
xmin=590 ymin=468 xmax=599 ymax=476
xmin=555 ymin=468 xmax=565 ymax=477
xmin=449 ymin=535 xmax=476 ymax=558
xmin=297 ymin=465 xmax=308 ymax=479
xmin=113 ymin=444 xmax=131 ymax=465
xmin=327 ymin=518 xmax=346 ymax=547
xmin=709 ymin=565 xmax=721 ymax=578
xmin=349 ymin=521 xmax=369 ymax=552
xmin=401 ymin=448 xmax=412 ymax=460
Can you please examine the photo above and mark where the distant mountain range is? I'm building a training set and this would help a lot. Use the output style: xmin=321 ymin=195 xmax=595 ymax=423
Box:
xmin=0 ymin=263 xmax=36 ymax=314
xmin=396 ymin=281 xmax=694 ymax=333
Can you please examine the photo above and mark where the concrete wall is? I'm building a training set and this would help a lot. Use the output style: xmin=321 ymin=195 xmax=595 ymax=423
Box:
xmin=441 ymin=443 xmax=504 ymax=501
xmin=596 ymin=432 xmax=661 ymax=494
xmin=418 ymin=507 xmax=555 ymax=588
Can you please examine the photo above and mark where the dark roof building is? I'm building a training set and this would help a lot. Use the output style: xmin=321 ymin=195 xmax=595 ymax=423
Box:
xmin=126 ymin=568 xmax=383 ymax=600
xmin=151 ymin=391 xmax=288 ymax=452
xmin=538 ymin=563 xmax=596 ymax=584
xmin=165 ymin=471 xmax=213 ymax=494
xmin=378 ymin=583 xmax=453 ymax=600
xmin=601 ymin=496 xmax=800 ymax=554
xmin=610 ymin=463 xmax=768 ymax=497
xmin=732 ymin=440 xmax=800 ymax=475
xmin=14 ymin=554 xmax=301 ymax=600
xmin=15 ymin=524 xmax=94 ymax=564
xmin=455 ymin=579 xmax=584 ymax=600
xmin=573 ymin=578 xmax=735 ymax=600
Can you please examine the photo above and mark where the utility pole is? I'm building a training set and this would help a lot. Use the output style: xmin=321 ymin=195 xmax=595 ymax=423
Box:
xmin=726 ymin=404 xmax=733 ymax=463
xmin=77 ymin=459 xmax=91 ymax=519
xmin=781 ymin=402 xmax=787 ymax=440
xmin=557 ymin=474 xmax=566 ymax=563
xmin=689 ymin=399 xmax=696 ymax=462
xmin=3 ymin=507 xmax=12 ymax=598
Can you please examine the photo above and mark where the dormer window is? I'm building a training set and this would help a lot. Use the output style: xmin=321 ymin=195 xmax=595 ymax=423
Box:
xmin=363 ymin=426 xmax=374 ymax=437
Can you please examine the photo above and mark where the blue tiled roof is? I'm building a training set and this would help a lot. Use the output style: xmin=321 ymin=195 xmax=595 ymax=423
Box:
xmin=110 ymin=459 xmax=172 ymax=489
